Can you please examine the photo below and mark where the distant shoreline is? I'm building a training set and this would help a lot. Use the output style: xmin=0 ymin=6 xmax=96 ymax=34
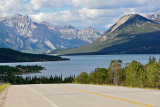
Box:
xmin=0 ymin=59 xmax=70 ymax=63
xmin=0 ymin=48 xmax=70 ymax=63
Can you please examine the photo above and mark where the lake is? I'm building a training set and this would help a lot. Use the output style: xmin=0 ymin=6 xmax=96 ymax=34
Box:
xmin=0 ymin=54 xmax=160 ymax=78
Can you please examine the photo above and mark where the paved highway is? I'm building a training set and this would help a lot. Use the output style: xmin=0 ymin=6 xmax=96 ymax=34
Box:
xmin=0 ymin=84 xmax=160 ymax=107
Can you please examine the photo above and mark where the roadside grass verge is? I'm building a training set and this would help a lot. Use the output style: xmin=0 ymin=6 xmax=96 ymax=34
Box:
xmin=72 ymin=83 xmax=160 ymax=90
xmin=101 ymin=84 xmax=160 ymax=90
xmin=0 ymin=83 xmax=10 ymax=94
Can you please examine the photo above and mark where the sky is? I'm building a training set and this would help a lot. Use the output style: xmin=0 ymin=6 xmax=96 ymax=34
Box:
xmin=0 ymin=0 xmax=160 ymax=30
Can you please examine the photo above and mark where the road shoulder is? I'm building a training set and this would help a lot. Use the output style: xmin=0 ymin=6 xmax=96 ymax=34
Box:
xmin=0 ymin=86 xmax=10 ymax=107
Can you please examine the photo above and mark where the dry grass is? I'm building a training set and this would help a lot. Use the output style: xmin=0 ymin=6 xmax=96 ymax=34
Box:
xmin=0 ymin=83 xmax=10 ymax=93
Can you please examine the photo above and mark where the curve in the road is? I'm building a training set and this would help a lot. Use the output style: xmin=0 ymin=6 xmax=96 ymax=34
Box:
xmin=56 ymin=85 xmax=155 ymax=107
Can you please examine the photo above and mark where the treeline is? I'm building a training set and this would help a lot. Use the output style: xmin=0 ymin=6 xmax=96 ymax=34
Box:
xmin=1 ymin=57 xmax=160 ymax=88
xmin=0 ymin=65 xmax=44 ymax=75
xmin=74 ymin=57 xmax=160 ymax=89
xmin=1 ymin=75 xmax=74 ymax=84
xmin=0 ymin=48 xmax=70 ymax=63
xmin=16 ymin=65 xmax=44 ymax=73
xmin=0 ymin=65 xmax=74 ymax=84
xmin=0 ymin=65 xmax=21 ymax=76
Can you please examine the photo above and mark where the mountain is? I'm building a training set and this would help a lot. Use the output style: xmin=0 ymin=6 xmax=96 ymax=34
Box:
xmin=41 ymin=22 xmax=104 ymax=43
xmin=0 ymin=14 xmax=104 ymax=53
xmin=49 ymin=14 xmax=160 ymax=55
xmin=146 ymin=11 xmax=160 ymax=22
xmin=0 ymin=48 xmax=69 ymax=63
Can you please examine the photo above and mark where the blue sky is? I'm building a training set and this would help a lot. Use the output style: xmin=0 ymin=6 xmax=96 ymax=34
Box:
xmin=22 ymin=0 xmax=30 ymax=4
xmin=0 ymin=0 xmax=160 ymax=30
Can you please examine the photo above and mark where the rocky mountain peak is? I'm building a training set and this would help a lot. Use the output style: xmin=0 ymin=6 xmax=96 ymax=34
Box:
xmin=108 ymin=14 xmax=153 ymax=34
xmin=157 ymin=10 xmax=160 ymax=14
xmin=128 ymin=14 xmax=151 ymax=20
xmin=146 ymin=10 xmax=160 ymax=21
xmin=0 ymin=14 xmax=105 ymax=53
xmin=125 ymin=14 xmax=155 ymax=25
xmin=11 ymin=14 xmax=31 ymax=20
xmin=0 ymin=14 xmax=23 ymax=21
xmin=41 ymin=21 xmax=50 ymax=25
xmin=0 ymin=17 xmax=7 ymax=21
xmin=82 ymin=27 xmax=104 ymax=34
xmin=62 ymin=24 xmax=76 ymax=29
xmin=12 ymin=13 xmax=22 ymax=18
xmin=41 ymin=21 xmax=57 ymax=30
xmin=86 ymin=27 xmax=95 ymax=30
xmin=7 ymin=14 xmax=32 ymax=24
xmin=1 ymin=14 xmax=36 ymax=38
xmin=108 ymin=14 xmax=133 ymax=33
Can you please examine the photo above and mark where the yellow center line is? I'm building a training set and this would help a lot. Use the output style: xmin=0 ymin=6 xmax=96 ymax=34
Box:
xmin=55 ymin=85 xmax=156 ymax=107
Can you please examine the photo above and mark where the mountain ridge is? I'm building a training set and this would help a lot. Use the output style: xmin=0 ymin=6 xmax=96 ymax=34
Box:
xmin=0 ymin=14 xmax=105 ymax=53
xmin=49 ymin=13 xmax=160 ymax=55
xmin=146 ymin=11 xmax=160 ymax=22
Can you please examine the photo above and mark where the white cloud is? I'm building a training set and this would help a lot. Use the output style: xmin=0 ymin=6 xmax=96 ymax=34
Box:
xmin=30 ymin=0 xmax=69 ymax=10
xmin=0 ymin=0 xmax=24 ymax=16
xmin=71 ymin=0 xmax=151 ymax=9
xmin=0 ymin=0 xmax=33 ymax=16
xmin=27 ymin=0 xmax=160 ymax=30
xmin=1 ymin=0 xmax=160 ymax=30
xmin=105 ymin=24 xmax=113 ymax=29
xmin=30 ymin=8 xmax=125 ymax=30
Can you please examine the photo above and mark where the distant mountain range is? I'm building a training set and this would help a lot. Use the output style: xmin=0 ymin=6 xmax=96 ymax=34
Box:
xmin=49 ymin=12 xmax=160 ymax=55
xmin=0 ymin=14 xmax=104 ymax=53
xmin=146 ymin=11 xmax=160 ymax=22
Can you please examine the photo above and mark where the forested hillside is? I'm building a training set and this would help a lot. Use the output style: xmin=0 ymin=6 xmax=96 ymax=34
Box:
xmin=0 ymin=48 xmax=69 ymax=63
xmin=50 ymin=14 xmax=160 ymax=55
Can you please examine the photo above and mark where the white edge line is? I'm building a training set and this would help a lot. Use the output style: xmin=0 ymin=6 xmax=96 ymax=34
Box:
xmin=26 ymin=85 xmax=58 ymax=107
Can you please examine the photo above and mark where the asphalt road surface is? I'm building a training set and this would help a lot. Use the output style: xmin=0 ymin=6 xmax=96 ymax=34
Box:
xmin=0 ymin=84 xmax=160 ymax=107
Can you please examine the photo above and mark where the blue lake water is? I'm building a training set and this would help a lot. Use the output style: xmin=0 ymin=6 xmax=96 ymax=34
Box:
xmin=0 ymin=54 xmax=160 ymax=78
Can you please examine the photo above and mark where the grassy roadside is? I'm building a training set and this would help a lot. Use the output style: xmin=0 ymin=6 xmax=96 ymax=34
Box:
xmin=72 ymin=83 xmax=160 ymax=90
xmin=0 ymin=83 xmax=10 ymax=94
xmin=101 ymin=84 xmax=160 ymax=90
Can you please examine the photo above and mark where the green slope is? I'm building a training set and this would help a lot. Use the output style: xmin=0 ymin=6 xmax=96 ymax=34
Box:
xmin=0 ymin=48 xmax=69 ymax=63
xmin=49 ymin=14 xmax=160 ymax=55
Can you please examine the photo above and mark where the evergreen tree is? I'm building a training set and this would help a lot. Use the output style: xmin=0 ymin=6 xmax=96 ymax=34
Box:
xmin=74 ymin=72 xmax=88 ymax=84
xmin=88 ymin=68 xmax=108 ymax=84
xmin=125 ymin=60 xmax=145 ymax=87
xmin=108 ymin=60 xmax=122 ymax=85
xmin=146 ymin=61 xmax=160 ymax=88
